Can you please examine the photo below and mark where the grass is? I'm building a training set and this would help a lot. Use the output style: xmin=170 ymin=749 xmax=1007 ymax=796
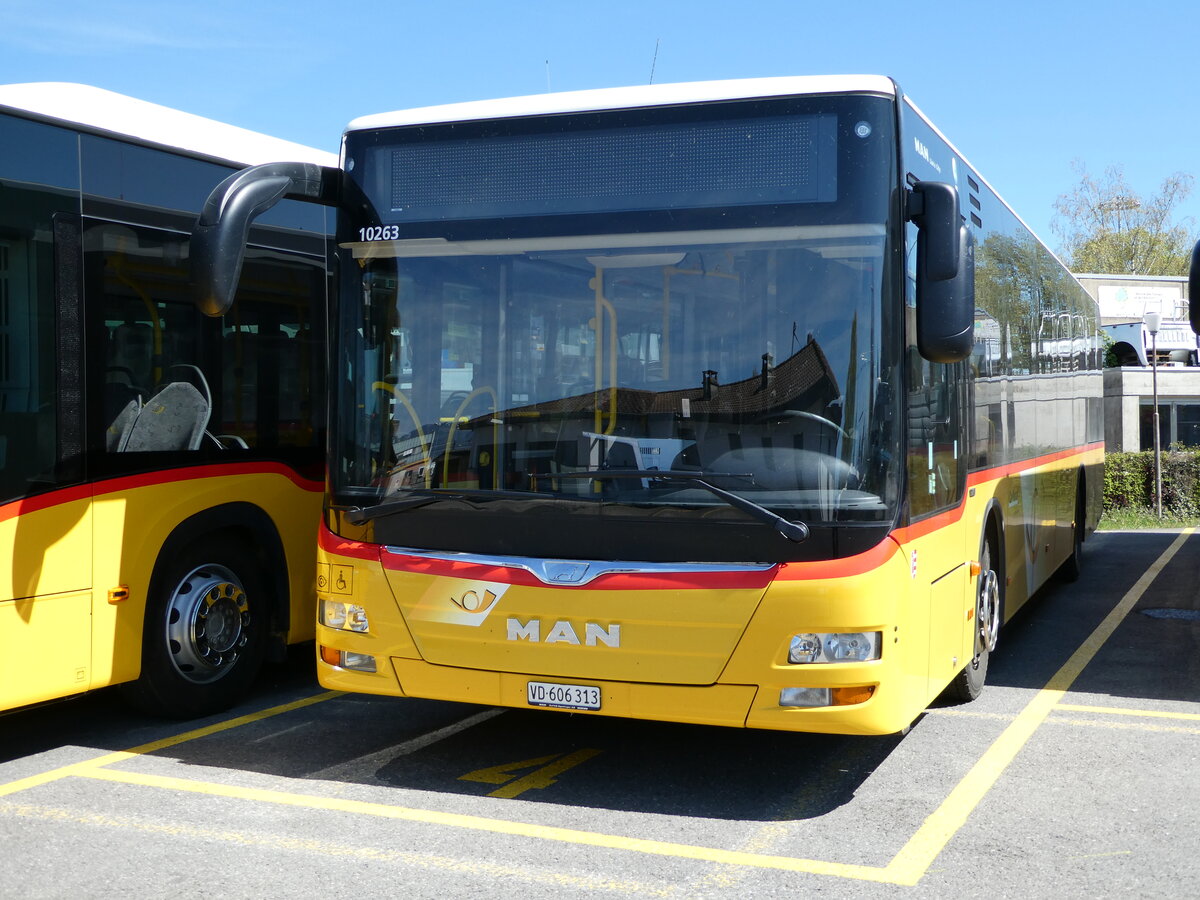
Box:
xmin=1098 ymin=506 xmax=1200 ymax=530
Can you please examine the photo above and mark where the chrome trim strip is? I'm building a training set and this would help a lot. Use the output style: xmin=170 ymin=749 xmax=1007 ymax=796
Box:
xmin=382 ymin=546 xmax=776 ymax=587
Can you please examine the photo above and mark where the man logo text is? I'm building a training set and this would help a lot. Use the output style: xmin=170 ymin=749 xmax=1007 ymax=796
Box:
xmin=506 ymin=617 xmax=621 ymax=647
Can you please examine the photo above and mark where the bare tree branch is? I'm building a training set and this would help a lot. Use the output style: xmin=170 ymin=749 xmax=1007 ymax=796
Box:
xmin=1051 ymin=162 xmax=1196 ymax=275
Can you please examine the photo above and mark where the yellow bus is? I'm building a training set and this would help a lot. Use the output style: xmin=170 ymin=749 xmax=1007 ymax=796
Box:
xmin=0 ymin=83 xmax=333 ymax=717
xmin=196 ymin=76 xmax=1103 ymax=735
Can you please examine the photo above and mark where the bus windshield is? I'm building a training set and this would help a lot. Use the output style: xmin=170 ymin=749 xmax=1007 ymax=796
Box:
xmin=336 ymin=228 xmax=901 ymax=522
xmin=333 ymin=96 xmax=903 ymax=560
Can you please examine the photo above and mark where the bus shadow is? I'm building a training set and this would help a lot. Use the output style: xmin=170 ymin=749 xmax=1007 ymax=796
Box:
xmin=360 ymin=708 xmax=904 ymax=822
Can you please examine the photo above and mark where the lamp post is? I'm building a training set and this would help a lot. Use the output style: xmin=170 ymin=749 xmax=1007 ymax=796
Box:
xmin=1144 ymin=311 xmax=1162 ymax=518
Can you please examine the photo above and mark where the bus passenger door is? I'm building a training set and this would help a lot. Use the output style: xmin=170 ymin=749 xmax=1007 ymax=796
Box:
xmin=905 ymin=333 xmax=972 ymax=696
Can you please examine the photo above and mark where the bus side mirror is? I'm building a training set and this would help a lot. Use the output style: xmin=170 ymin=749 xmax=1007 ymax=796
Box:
xmin=909 ymin=181 xmax=974 ymax=363
xmin=192 ymin=161 xmax=338 ymax=317
xmin=1189 ymin=240 xmax=1200 ymax=335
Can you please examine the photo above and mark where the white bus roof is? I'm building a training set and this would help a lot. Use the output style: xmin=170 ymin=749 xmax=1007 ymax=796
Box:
xmin=348 ymin=75 xmax=897 ymax=132
xmin=0 ymin=82 xmax=337 ymax=168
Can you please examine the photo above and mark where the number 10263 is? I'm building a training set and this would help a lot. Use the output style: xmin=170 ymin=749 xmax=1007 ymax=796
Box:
xmin=358 ymin=225 xmax=400 ymax=242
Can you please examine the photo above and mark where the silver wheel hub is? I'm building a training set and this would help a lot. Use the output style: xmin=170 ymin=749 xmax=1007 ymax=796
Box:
xmin=165 ymin=563 xmax=250 ymax=683
xmin=977 ymin=568 xmax=1000 ymax=654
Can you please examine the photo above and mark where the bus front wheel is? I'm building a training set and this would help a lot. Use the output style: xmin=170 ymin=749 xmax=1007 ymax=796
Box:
xmin=123 ymin=538 xmax=268 ymax=718
xmin=945 ymin=536 xmax=1001 ymax=703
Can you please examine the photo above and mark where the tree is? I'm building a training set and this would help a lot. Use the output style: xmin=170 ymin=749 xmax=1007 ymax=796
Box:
xmin=1051 ymin=162 xmax=1197 ymax=275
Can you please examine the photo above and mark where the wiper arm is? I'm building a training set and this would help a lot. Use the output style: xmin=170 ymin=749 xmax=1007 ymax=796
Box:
xmin=345 ymin=484 xmax=580 ymax=525
xmin=350 ymin=472 xmax=811 ymax=543
xmin=541 ymin=470 xmax=810 ymax=543
xmin=345 ymin=490 xmax=462 ymax=525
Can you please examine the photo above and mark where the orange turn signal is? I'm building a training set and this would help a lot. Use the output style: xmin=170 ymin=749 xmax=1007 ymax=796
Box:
xmin=319 ymin=645 xmax=342 ymax=666
xmin=831 ymin=685 xmax=875 ymax=706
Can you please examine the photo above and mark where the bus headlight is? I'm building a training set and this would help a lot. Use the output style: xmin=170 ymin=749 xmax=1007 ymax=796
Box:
xmin=788 ymin=632 xmax=881 ymax=664
xmin=779 ymin=686 xmax=875 ymax=707
xmin=780 ymin=687 xmax=831 ymax=707
xmin=342 ymin=651 xmax=377 ymax=672
xmin=321 ymin=600 xmax=370 ymax=633
xmin=320 ymin=645 xmax=377 ymax=672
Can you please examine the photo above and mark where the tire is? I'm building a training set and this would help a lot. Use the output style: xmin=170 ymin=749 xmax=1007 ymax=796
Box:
xmin=1057 ymin=474 xmax=1086 ymax=583
xmin=122 ymin=538 xmax=269 ymax=718
xmin=944 ymin=535 xmax=1001 ymax=703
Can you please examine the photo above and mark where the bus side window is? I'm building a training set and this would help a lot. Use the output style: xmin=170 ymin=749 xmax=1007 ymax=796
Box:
xmin=0 ymin=234 xmax=61 ymax=498
xmin=90 ymin=222 xmax=217 ymax=454
xmin=219 ymin=252 xmax=325 ymax=451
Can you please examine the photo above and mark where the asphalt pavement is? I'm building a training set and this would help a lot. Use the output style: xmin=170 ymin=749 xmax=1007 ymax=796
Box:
xmin=1 ymin=530 xmax=1196 ymax=898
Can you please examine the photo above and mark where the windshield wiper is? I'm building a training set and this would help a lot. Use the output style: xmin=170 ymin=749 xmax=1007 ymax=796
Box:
xmin=348 ymin=471 xmax=810 ymax=543
xmin=344 ymin=490 xmax=463 ymax=524
xmin=538 ymin=470 xmax=810 ymax=543
xmin=344 ymin=484 xmax=587 ymax=524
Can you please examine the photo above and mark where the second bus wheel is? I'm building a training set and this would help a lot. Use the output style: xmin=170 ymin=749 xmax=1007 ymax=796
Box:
xmin=1057 ymin=472 xmax=1087 ymax=583
xmin=123 ymin=539 xmax=269 ymax=718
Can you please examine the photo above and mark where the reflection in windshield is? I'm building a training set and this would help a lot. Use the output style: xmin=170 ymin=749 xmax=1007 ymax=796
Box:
xmin=334 ymin=229 xmax=900 ymax=527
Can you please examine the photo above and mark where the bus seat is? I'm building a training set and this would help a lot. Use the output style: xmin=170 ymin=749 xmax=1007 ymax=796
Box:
xmin=106 ymin=399 xmax=140 ymax=451
xmin=120 ymin=381 xmax=211 ymax=452
xmin=103 ymin=376 xmax=142 ymax=422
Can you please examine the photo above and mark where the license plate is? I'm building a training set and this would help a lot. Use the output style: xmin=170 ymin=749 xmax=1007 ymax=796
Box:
xmin=526 ymin=681 xmax=601 ymax=711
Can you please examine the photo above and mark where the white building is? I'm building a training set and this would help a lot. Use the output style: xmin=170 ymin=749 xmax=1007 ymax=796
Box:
xmin=1075 ymin=273 xmax=1200 ymax=451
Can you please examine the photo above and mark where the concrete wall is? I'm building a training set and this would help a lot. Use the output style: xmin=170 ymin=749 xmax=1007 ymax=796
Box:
xmin=1103 ymin=365 xmax=1200 ymax=451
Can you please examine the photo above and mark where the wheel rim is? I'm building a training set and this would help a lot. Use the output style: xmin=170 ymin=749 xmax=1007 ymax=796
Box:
xmin=164 ymin=563 xmax=250 ymax=684
xmin=977 ymin=567 xmax=1001 ymax=654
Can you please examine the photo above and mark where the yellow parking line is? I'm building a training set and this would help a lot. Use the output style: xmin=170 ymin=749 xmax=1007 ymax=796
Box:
xmin=1048 ymin=717 xmax=1200 ymax=735
xmin=883 ymin=528 xmax=1192 ymax=885
xmin=123 ymin=691 xmax=345 ymax=755
xmin=1055 ymin=704 xmax=1200 ymax=722
xmin=0 ymin=750 xmax=140 ymax=798
xmin=78 ymin=765 xmax=897 ymax=883
xmin=0 ymin=691 xmax=342 ymax=798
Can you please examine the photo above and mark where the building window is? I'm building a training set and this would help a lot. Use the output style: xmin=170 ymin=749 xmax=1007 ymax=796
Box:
xmin=1139 ymin=401 xmax=1200 ymax=449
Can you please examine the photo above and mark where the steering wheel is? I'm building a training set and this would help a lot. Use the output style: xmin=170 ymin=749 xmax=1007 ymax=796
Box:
xmin=759 ymin=409 xmax=850 ymax=440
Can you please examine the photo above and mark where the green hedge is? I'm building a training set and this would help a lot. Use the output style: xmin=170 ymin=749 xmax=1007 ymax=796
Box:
xmin=1104 ymin=449 xmax=1200 ymax=516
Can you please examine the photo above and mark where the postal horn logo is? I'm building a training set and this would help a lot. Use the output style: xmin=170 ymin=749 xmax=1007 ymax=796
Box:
xmin=410 ymin=580 xmax=508 ymax=626
xmin=450 ymin=589 xmax=500 ymax=613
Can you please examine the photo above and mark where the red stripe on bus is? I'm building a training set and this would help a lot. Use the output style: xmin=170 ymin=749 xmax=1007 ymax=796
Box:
xmin=0 ymin=483 xmax=94 ymax=523
xmin=774 ymin=536 xmax=902 ymax=580
xmin=91 ymin=462 xmax=324 ymax=497
xmin=895 ymin=442 xmax=1102 ymax=544
xmin=966 ymin=441 xmax=1103 ymax=486
xmin=777 ymin=441 xmax=1103 ymax=574
xmin=0 ymin=462 xmax=322 ymax=524
xmin=318 ymin=521 xmax=382 ymax=562
xmin=319 ymin=440 xmax=1104 ymax=585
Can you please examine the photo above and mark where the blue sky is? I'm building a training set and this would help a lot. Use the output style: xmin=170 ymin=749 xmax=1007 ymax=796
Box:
xmin=2 ymin=0 xmax=1196 ymax=253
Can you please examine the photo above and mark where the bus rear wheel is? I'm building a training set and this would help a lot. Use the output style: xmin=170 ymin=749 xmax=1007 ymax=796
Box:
xmin=1057 ymin=472 xmax=1086 ymax=583
xmin=945 ymin=537 xmax=1001 ymax=703
xmin=123 ymin=539 xmax=268 ymax=718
